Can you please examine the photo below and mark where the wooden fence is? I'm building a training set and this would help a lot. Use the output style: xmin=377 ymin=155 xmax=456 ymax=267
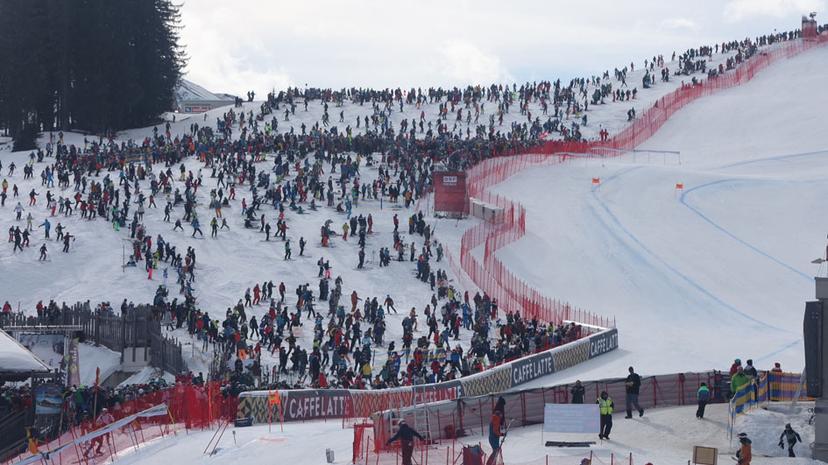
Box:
xmin=0 ymin=302 xmax=187 ymax=375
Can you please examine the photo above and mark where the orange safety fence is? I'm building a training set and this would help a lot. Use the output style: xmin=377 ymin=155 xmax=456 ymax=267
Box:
xmin=4 ymin=382 xmax=237 ymax=465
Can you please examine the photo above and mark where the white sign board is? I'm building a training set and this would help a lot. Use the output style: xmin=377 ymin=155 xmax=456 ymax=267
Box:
xmin=442 ymin=175 xmax=458 ymax=186
xmin=543 ymin=404 xmax=600 ymax=434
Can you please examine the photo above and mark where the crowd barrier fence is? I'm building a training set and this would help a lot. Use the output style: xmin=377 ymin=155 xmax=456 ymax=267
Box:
xmin=728 ymin=371 xmax=809 ymax=438
xmin=235 ymin=327 xmax=618 ymax=424
xmin=3 ymin=382 xmax=237 ymax=465
xmin=363 ymin=371 xmax=810 ymax=464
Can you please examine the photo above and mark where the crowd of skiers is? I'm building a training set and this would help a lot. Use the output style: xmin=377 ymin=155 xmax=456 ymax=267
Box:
xmin=1 ymin=29 xmax=823 ymax=463
xmin=155 ymin=252 xmax=587 ymax=391
xmin=0 ymin=100 xmax=598 ymax=395
xmin=1 ymin=25 xmax=810 ymax=270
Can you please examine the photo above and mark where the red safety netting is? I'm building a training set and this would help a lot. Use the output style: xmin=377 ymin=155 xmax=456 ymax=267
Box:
xmin=357 ymin=423 xmax=633 ymax=465
xmin=359 ymin=370 xmax=767 ymax=465
xmin=453 ymin=35 xmax=828 ymax=329
xmin=4 ymin=382 xmax=237 ymax=465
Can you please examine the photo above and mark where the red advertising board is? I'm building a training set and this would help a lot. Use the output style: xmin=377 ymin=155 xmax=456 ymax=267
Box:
xmin=433 ymin=171 xmax=467 ymax=216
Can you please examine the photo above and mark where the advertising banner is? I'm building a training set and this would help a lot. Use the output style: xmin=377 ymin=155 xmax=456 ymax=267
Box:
xmin=238 ymin=328 xmax=619 ymax=423
xmin=34 ymin=383 xmax=63 ymax=415
xmin=281 ymin=390 xmax=350 ymax=421
xmin=589 ymin=329 xmax=618 ymax=359
xmin=66 ymin=338 xmax=81 ymax=387
xmin=511 ymin=351 xmax=555 ymax=387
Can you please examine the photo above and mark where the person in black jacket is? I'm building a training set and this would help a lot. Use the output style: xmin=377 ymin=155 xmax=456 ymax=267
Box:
xmin=779 ymin=423 xmax=802 ymax=457
xmin=625 ymin=366 xmax=644 ymax=418
xmin=387 ymin=419 xmax=424 ymax=465
xmin=570 ymin=380 xmax=585 ymax=404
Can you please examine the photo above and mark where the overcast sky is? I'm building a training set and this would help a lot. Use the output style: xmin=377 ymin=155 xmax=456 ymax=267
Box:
xmin=178 ymin=0 xmax=824 ymax=96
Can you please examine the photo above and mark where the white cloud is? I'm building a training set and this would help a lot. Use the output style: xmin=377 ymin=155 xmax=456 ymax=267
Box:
xmin=174 ymin=0 xmax=818 ymax=95
xmin=179 ymin=2 xmax=292 ymax=95
xmin=723 ymin=0 xmax=824 ymax=22
xmin=437 ymin=40 xmax=513 ymax=85
xmin=660 ymin=18 xmax=700 ymax=30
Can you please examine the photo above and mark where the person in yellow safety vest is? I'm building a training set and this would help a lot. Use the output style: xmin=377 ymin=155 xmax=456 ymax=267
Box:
xmin=597 ymin=391 xmax=614 ymax=440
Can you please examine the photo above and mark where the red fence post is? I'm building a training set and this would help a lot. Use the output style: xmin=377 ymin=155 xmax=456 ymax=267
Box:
xmin=653 ymin=377 xmax=658 ymax=407
xmin=521 ymin=392 xmax=527 ymax=425
xmin=478 ymin=398 xmax=485 ymax=434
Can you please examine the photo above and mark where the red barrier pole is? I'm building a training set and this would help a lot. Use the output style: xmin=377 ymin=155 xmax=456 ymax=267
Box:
xmin=478 ymin=399 xmax=485 ymax=434
xmin=108 ymin=429 xmax=118 ymax=462
xmin=653 ymin=377 xmax=658 ymax=407
xmin=521 ymin=392 xmax=527 ymax=424
xmin=69 ymin=427 xmax=83 ymax=465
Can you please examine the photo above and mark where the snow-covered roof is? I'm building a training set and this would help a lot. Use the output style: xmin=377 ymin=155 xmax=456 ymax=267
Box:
xmin=0 ymin=328 xmax=51 ymax=376
xmin=175 ymin=79 xmax=235 ymax=103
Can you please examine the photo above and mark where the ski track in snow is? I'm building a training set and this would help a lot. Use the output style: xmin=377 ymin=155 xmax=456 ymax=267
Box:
xmin=716 ymin=148 xmax=828 ymax=170
xmin=591 ymin=167 xmax=789 ymax=333
xmin=679 ymin=179 xmax=812 ymax=281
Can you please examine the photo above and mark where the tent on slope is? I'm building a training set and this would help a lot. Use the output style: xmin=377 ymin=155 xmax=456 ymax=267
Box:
xmin=0 ymin=328 xmax=52 ymax=382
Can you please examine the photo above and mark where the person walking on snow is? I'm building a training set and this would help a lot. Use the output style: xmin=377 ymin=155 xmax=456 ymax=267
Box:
xmin=62 ymin=232 xmax=74 ymax=253
xmin=284 ymin=239 xmax=291 ymax=260
xmin=779 ymin=423 xmax=802 ymax=457
xmin=696 ymin=382 xmax=710 ymax=419
xmin=39 ymin=218 xmax=50 ymax=239
xmin=625 ymin=366 xmax=644 ymax=418
xmin=486 ymin=397 xmax=507 ymax=465
xmin=385 ymin=419 xmax=424 ymax=465
xmin=598 ymin=391 xmax=614 ymax=440
xmin=191 ymin=217 xmax=203 ymax=237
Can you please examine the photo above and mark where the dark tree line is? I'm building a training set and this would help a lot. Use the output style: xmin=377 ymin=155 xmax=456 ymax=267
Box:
xmin=0 ymin=0 xmax=186 ymax=149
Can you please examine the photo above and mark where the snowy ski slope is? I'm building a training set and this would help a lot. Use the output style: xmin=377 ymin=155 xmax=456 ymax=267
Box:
xmin=0 ymin=40 xmax=754 ymax=379
xmin=491 ymin=42 xmax=828 ymax=389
